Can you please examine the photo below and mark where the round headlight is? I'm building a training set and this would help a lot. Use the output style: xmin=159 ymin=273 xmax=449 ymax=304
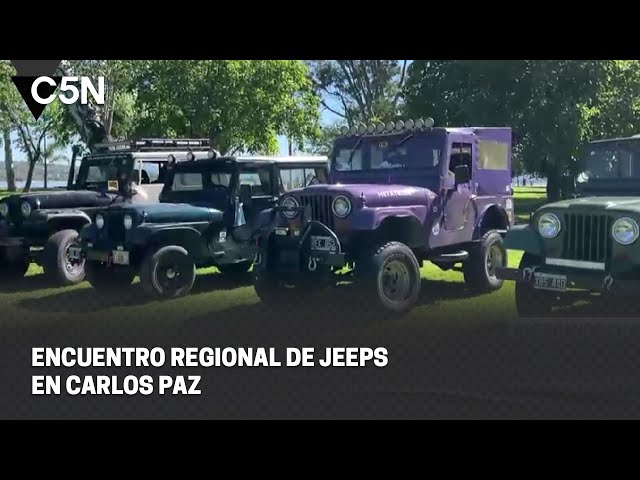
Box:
xmin=612 ymin=217 xmax=639 ymax=245
xmin=0 ymin=203 xmax=8 ymax=217
xmin=21 ymin=201 xmax=32 ymax=218
xmin=123 ymin=214 xmax=134 ymax=230
xmin=95 ymin=214 xmax=105 ymax=230
xmin=186 ymin=152 xmax=195 ymax=161
xmin=538 ymin=213 xmax=561 ymax=239
xmin=332 ymin=195 xmax=352 ymax=218
xmin=281 ymin=196 xmax=299 ymax=219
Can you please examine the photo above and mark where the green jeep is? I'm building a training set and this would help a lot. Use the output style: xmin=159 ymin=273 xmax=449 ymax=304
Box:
xmin=496 ymin=134 xmax=640 ymax=316
xmin=78 ymin=153 xmax=329 ymax=298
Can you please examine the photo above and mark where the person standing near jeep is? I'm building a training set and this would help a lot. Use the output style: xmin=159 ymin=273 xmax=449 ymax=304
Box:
xmin=253 ymin=119 xmax=515 ymax=315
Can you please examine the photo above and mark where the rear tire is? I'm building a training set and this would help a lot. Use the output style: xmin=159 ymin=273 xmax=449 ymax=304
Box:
xmin=139 ymin=245 xmax=196 ymax=299
xmin=356 ymin=241 xmax=422 ymax=315
xmin=0 ymin=247 xmax=29 ymax=282
xmin=42 ymin=229 xmax=85 ymax=286
xmin=463 ymin=230 xmax=507 ymax=293
xmin=515 ymin=253 xmax=553 ymax=318
xmin=86 ymin=261 xmax=136 ymax=292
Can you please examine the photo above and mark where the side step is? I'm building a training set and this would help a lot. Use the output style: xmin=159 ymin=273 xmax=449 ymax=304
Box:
xmin=430 ymin=251 xmax=469 ymax=263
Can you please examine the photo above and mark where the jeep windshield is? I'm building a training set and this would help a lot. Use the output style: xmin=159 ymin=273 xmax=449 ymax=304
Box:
xmin=577 ymin=141 xmax=640 ymax=182
xmin=333 ymin=133 xmax=444 ymax=173
xmin=73 ymin=155 xmax=134 ymax=191
xmin=575 ymin=140 xmax=640 ymax=195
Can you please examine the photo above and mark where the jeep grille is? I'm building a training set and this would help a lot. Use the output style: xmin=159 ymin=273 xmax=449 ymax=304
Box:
xmin=562 ymin=213 xmax=613 ymax=263
xmin=104 ymin=212 xmax=126 ymax=242
xmin=298 ymin=194 xmax=335 ymax=231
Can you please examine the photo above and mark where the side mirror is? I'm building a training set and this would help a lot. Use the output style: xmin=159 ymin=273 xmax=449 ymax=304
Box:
xmin=239 ymin=184 xmax=252 ymax=206
xmin=454 ymin=165 xmax=471 ymax=185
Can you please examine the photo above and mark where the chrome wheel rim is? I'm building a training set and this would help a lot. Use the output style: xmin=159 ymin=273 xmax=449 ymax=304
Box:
xmin=380 ymin=259 xmax=411 ymax=303
xmin=486 ymin=244 xmax=504 ymax=279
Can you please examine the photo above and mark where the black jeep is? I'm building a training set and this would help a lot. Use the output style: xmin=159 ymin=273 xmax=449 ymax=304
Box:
xmin=79 ymin=154 xmax=329 ymax=298
xmin=0 ymin=138 xmax=212 ymax=286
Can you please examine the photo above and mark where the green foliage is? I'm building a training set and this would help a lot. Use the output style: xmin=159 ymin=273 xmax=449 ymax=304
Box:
xmin=130 ymin=60 xmax=321 ymax=154
xmin=309 ymin=60 xmax=409 ymax=126
xmin=404 ymin=60 xmax=640 ymax=200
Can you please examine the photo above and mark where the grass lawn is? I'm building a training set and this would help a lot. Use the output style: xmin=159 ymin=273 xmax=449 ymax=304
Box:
xmin=0 ymin=186 xmax=549 ymax=330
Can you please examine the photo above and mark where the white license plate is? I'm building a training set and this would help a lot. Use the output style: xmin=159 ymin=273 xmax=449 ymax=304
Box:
xmin=311 ymin=235 xmax=336 ymax=252
xmin=112 ymin=250 xmax=130 ymax=265
xmin=68 ymin=247 xmax=82 ymax=260
xmin=533 ymin=272 xmax=567 ymax=292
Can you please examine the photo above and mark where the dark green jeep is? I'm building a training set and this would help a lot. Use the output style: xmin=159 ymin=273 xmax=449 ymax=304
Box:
xmin=78 ymin=154 xmax=329 ymax=298
xmin=497 ymin=134 xmax=640 ymax=316
xmin=0 ymin=139 xmax=211 ymax=286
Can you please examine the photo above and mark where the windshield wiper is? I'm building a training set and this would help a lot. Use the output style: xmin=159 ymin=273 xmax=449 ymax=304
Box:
xmin=389 ymin=133 xmax=414 ymax=152
xmin=346 ymin=137 xmax=364 ymax=169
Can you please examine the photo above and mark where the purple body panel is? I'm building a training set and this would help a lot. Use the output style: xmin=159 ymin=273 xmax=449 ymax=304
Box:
xmin=268 ymin=126 xmax=514 ymax=252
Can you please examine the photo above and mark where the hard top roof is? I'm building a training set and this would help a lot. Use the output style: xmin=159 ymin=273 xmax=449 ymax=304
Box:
xmin=85 ymin=151 xmax=211 ymax=161
xmin=171 ymin=155 xmax=329 ymax=168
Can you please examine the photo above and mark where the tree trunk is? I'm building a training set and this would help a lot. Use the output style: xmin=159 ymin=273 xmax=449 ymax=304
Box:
xmin=23 ymin=159 xmax=37 ymax=193
xmin=546 ymin=171 xmax=561 ymax=203
xmin=2 ymin=128 xmax=16 ymax=192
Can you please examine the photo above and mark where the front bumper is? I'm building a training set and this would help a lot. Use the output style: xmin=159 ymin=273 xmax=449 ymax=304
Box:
xmin=496 ymin=261 xmax=640 ymax=296
xmin=79 ymin=226 xmax=137 ymax=267
xmin=258 ymin=206 xmax=346 ymax=274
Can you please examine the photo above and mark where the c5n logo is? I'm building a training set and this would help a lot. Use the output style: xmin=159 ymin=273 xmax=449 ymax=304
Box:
xmin=10 ymin=60 xmax=105 ymax=121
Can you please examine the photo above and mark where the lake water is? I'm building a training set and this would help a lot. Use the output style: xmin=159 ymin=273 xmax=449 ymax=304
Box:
xmin=0 ymin=180 xmax=67 ymax=190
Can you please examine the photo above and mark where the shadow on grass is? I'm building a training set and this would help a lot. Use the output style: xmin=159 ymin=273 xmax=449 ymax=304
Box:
xmin=16 ymin=270 xmax=255 ymax=315
xmin=0 ymin=273 xmax=54 ymax=294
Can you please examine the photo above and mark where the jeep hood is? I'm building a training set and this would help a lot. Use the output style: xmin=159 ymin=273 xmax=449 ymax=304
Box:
xmin=290 ymin=183 xmax=436 ymax=208
xmin=109 ymin=202 xmax=218 ymax=224
xmin=5 ymin=189 xmax=111 ymax=210
xmin=542 ymin=196 xmax=640 ymax=214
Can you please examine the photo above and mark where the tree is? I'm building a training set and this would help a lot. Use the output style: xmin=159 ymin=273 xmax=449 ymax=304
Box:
xmin=0 ymin=61 xmax=73 ymax=191
xmin=0 ymin=60 xmax=17 ymax=191
xmin=404 ymin=60 xmax=640 ymax=201
xmin=309 ymin=60 xmax=409 ymax=126
xmin=130 ymin=60 xmax=321 ymax=155
xmin=1 ymin=128 xmax=16 ymax=191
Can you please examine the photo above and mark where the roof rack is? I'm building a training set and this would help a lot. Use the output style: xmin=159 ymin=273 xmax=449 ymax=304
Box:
xmin=94 ymin=138 xmax=212 ymax=152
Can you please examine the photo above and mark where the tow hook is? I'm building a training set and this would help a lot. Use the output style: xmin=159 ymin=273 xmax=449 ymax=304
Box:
xmin=308 ymin=256 xmax=318 ymax=272
xmin=254 ymin=252 xmax=262 ymax=266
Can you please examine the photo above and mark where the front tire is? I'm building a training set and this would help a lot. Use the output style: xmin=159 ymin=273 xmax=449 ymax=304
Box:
xmin=42 ymin=229 xmax=85 ymax=286
xmin=86 ymin=261 xmax=136 ymax=292
xmin=463 ymin=230 xmax=507 ymax=293
xmin=515 ymin=253 xmax=553 ymax=318
xmin=139 ymin=245 xmax=196 ymax=299
xmin=357 ymin=241 xmax=422 ymax=315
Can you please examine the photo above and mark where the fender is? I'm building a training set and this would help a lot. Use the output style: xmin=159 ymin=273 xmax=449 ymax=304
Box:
xmin=502 ymin=224 xmax=543 ymax=255
xmin=350 ymin=206 xmax=428 ymax=231
xmin=473 ymin=203 xmax=510 ymax=237
xmin=28 ymin=209 xmax=92 ymax=231
xmin=128 ymin=224 xmax=208 ymax=256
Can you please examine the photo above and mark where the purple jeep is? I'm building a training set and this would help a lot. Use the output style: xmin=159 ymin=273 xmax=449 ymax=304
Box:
xmin=253 ymin=119 xmax=515 ymax=314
